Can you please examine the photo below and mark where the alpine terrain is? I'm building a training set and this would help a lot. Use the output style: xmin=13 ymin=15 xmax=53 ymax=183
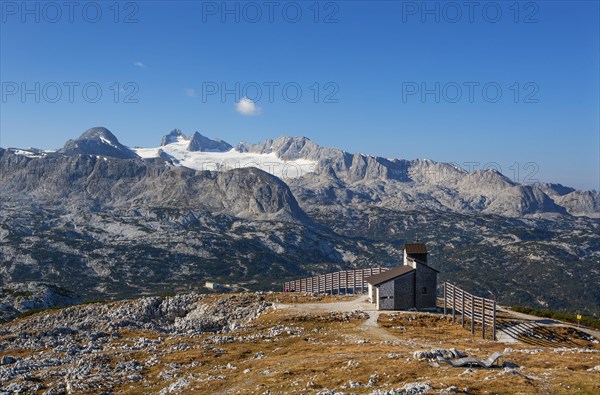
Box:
xmin=1 ymin=127 xmax=598 ymax=318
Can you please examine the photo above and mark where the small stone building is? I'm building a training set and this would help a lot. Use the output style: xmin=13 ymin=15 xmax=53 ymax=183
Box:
xmin=365 ymin=243 xmax=438 ymax=310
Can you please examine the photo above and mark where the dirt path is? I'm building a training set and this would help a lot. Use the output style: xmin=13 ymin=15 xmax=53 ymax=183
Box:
xmin=276 ymin=295 xmax=399 ymax=341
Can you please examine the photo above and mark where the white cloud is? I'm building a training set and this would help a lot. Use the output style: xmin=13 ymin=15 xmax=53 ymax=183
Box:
xmin=184 ymin=88 xmax=196 ymax=97
xmin=235 ymin=97 xmax=262 ymax=116
xmin=133 ymin=61 xmax=146 ymax=68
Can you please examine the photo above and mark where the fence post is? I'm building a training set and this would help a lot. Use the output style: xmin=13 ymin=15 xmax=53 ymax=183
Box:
xmin=492 ymin=300 xmax=497 ymax=341
xmin=443 ymin=282 xmax=447 ymax=315
xmin=345 ymin=271 xmax=349 ymax=295
xmin=316 ymin=276 xmax=320 ymax=294
xmin=471 ymin=294 xmax=475 ymax=335
xmin=332 ymin=272 xmax=335 ymax=294
xmin=461 ymin=290 xmax=465 ymax=328
xmin=333 ymin=272 xmax=336 ymax=294
xmin=451 ymin=285 xmax=456 ymax=323
xmin=361 ymin=269 xmax=365 ymax=294
xmin=330 ymin=273 xmax=334 ymax=294
xmin=482 ymin=297 xmax=486 ymax=339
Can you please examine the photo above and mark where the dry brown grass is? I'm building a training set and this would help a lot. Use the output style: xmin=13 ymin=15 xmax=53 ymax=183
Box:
xmin=378 ymin=312 xmax=510 ymax=346
xmin=110 ymin=301 xmax=600 ymax=394
xmin=261 ymin=292 xmax=358 ymax=305
xmin=3 ymin=294 xmax=600 ymax=394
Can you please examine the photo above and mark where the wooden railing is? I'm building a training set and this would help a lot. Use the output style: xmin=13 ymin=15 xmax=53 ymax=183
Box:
xmin=283 ymin=267 xmax=389 ymax=295
xmin=443 ymin=282 xmax=497 ymax=340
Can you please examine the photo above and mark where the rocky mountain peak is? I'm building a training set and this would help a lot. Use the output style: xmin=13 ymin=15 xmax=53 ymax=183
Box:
xmin=538 ymin=182 xmax=577 ymax=197
xmin=160 ymin=129 xmax=233 ymax=152
xmin=58 ymin=127 xmax=138 ymax=159
xmin=78 ymin=127 xmax=119 ymax=143
xmin=160 ymin=129 xmax=185 ymax=146
xmin=6 ymin=128 xmax=599 ymax=218
xmin=187 ymin=131 xmax=233 ymax=152
xmin=554 ymin=190 xmax=600 ymax=217
xmin=236 ymin=136 xmax=337 ymax=162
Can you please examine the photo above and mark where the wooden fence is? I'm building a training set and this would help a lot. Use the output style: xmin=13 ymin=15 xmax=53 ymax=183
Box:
xmin=283 ymin=267 xmax=389 ymax=295
xmin=443 ymin=282 xmax=497 ymax=340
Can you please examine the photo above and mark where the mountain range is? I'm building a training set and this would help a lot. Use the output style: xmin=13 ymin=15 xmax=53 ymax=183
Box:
xmin=1 ymin=127 xmax=598 ymax=315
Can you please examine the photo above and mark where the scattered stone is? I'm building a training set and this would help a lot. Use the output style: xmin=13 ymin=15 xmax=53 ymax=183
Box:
xmin=503 ymin=348 xmax=543 ymax=355
xmin=317 ymin=390 xmax=344 ymax=395
xmin=499 ymin=368 xmax=520 ymax=376
xmin=413 ymin=349 xmax=465 ymax=360
xmin=2 ymin=382 xmax=30 ymax=394
xmin=459 ymin=368 xmax=473 ymax=376
xmin=0 ymin=294 xmax=275 ymax=393
xmin=252 ymin=351 xmax=265 ymax=360
xmin=552 ymin=347 xmax=600 ymax=354
xmin=115 ymin=360 xmax=143 ymax=372
xmin=6 ymin=293 xmax=272 ymax=336
xmin=368 ymin=381 xmax=433 ymax=394
xmin=129 ymin=373 xmax=143 ymax=382
xmin=346 ymin=359 xmax=359 ymax=368
xmin=1 ymin=355 xmax=17 ymax=365
xmin=368 ymin=373 xmax=379 ymax=386
xmin=159 ymin=377 xmax=189 ymax=394
xmin=349 ymin=380 xmax=363 ymax=388
xmin=400 ymin=382 xmax=433 ymax=394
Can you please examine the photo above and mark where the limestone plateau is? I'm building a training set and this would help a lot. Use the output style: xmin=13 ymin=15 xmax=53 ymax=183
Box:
xmin=1 ymin=127 xmax=598 ymax=316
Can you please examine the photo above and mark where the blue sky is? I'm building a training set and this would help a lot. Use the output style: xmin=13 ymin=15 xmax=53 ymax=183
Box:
xmin=1 ymin=1 xmax=598 ymax=190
